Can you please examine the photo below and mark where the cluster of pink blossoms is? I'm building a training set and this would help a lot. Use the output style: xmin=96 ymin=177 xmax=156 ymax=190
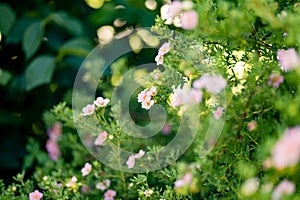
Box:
xmin=45 ymin=122 xmax=62 ymax=161
xmin=126 ymin=150 xmax=145 ymax=168
xmin=163 ymin=0 xmax=198 ymax=30
xmin=82 ymin=96 xmax=110 ymax=116
xmin=95 ymin=177 xmax=116 ymax=200
xmin=155 ymin=42 xmax=170 ymax=65
xmin=137 ymin=86 xmax=157 ymax=110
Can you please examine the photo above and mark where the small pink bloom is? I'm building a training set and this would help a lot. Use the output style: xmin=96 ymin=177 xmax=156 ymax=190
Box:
xmin=81 ymin=163 xmax=92 ymax=176
xmin=141 ymin=99 xmax=154 ymax=110
xmin=94 ymin=131 xmax=108 ymax=146
xmin=181 ymin=10 xmax=198 ymax=30
xmin=193 ymin=78 xmax=206 ymax=89
xmin=153 ymin=73 xmax=161 ymax=79
xmin=104 ymin=189 xmax=117 ymax=200
xmin=94 ymin=97 xmax=110 ymax=107
xmin=126 ymin=154 xmax=135 ymax=168
xmin=96 ymin=179 xmax=111 ymax=191
xmin=29 ymin=190 xmax=43 ymax=200
xmin=283 ymin=32 xmax=288 ymax=37
xmin=213 ymin=107 xmax=223 ymax=119
xmin=277 ymin=48 xmax=300 ymax=71
xmin=46 ymin=139 xmax=61 ymax=161
xmin=137 ymin=89 xmax=151 ymax=103
xmin=148 ymin=86 xmax=157 ymax=96
xmin=272 ymin=126 xmax=300 ymax=169
xmin=174 ymin=172 xmax=193 ymax=188
xmin=268 ymin=73 xmax=284 ymax=88
xmin=155 ymin=54 xmax=164 ymax=65
xmin=167 ymin=1 xmax=182 ymax=18
xmin=162 ymin=123 xmax=171 ymax=135
xmin=82 ymin=104 xmax=95 ymax=116
xmin=47 ymin=122 xmax=62 ymax=141
xmin=183 ymin=88 xmax=203 ymax=104
xmin=66 ymin=176 xmax=77 ymax=188
xmin=158 ymin=42 xmax=170 ymax=55
xmin=272 ymin=180 xmax=295 ymax=200
xmin=247 ymin=121 xmax=257 ymax=131
xmin=134 ymin=150 xmax=145 ymax=159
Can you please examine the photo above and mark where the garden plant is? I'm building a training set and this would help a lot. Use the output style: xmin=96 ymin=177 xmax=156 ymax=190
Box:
xmin=1 ymin=0 xmax=300 ymax=200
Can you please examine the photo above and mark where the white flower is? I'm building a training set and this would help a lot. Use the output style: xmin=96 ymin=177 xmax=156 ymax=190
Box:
xmin=155 ymin=54 xmax=164 ymax=65
xmin=82 ymin=104 xmax=95 ymax=116
xmin=158 ymin=42 xmax=170 ymax=55
xmin=137 ymin=89 xmax=151 ymax=103
xmin=144 ymin=189 xmax=154 ymax=197
xmin=94 ymin=97 xmax=110 ymax=107
xmin=148 ymin=86 xmax=157 ymax=96
xmin=196 ymin=74 xmax=227 ymax=95
xmin=141 ymin=99 xmax=154 ymax=110
xmin=241 ymin=178 xmax=259 ymax=196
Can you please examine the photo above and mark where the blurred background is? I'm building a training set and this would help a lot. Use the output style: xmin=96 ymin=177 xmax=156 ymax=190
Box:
xmin=0 ymin=0 xmax=163 ymax=183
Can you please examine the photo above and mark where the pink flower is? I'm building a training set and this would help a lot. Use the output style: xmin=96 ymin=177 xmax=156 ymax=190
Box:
xmin=29 ymin=190 xmax=43 ymax=200
xmin=183 ymin=88 xmax=203 ymax=104
xmin=94 ymin=131 xmax=108 ymax=146
xmin=181 ymin=10 xmax=198 ymax=30
xmin=148 ymin=86 xmax=157 ymax=96
xmin=104 ymin=189 xmax=117 ymax=200
xmin=167 ymin=1 xmax=182 ymax=18
xmin=174 ymin=172 xmax=193 ymax=188
xmin=277 ymin=48 xmax=300 ymax=71
xmin=137 ymin=89 xmax=151 ymax=103
xmin=82 ymin=104 xmax=95 ymax=116
xmin=66 ymin=176 xmax=77 ymax=188
xmin=247 ymin=121 xmax=257 ymax=131
xmin=162 ymin=123 xmax=171 ymax=135
xmin=96 ymin=179 xmax=111 ymax=191
xmin=155 ymin=54 xmax=164 ymax=65
xmin=46 ymin=139 xmax=61 ymax=161
xmin=141 ymin=99 xmax=154 ymax=110
xmin=81 ymin=163 xmax=92 ymax=176
xmin=268 ymin=73 xmax=284 ymax=88
xmin=158 ymin=42 xmax=170 ymax=55
xmin=134 ymin=150 xmax=145 ymax=159
xmin=47 ymin=122 xmax=62 ymax=141
xmin=195 ymin=74 xmax=227 ymax=95
xmin=193 ymin=78 xmax=206 ymax=89
xmin=272 ymin=180 xmax=295 ymax=200
xmin=126 ymin=154 xmax=136 ymax=168
xmin=213 ymin=107 xmax=223 ymax=119
xmin=272 ymin=126 xmax=300 ymax=170
xmin=94 ymin=97 xmax=110 ymax=107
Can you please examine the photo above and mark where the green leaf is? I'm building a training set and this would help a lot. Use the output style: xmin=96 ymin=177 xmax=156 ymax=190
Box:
xmin=0 ymin=3 xmax=16 ymax=35
xmin=50 ymin=11 xmax=84 ymax=36
xmin=22 ymin=21 xmax=44 ymax=60
xmin=25 ymin=55 xmax=56 ymax=91
xmin=58 ymin=37 xmax=94 ymax=59
xmin=0 ymin=68 xmax=13 ymax=86
xmin=6 ymin=17 xmax=36 ymax=44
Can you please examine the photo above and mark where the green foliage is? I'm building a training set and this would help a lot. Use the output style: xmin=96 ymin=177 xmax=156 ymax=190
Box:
xmin=2 ymin=0 xmax=300 ymax=200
